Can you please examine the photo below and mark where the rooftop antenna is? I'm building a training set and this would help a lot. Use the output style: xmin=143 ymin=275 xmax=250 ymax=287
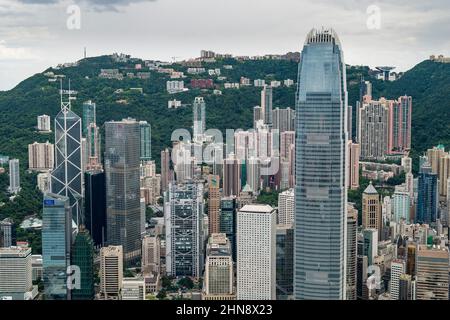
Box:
xmin=84 ymin=47 xmax=87 ymax=59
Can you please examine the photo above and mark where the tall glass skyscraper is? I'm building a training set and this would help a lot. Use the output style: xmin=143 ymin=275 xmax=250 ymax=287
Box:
xmin=105 ymin=118 xmax=141 ymax=266
xmin=51 ymin=97 xmax=83 ymax=227
xmin=139 ymin=121 xmax=151 ymax=161
xmin=82 ymin=100 xmax=96 ymax=137
xmin=193 ymin=97 xmax=206 ymax=142
xmin=164 ymin=182 xmax=204 ymax=277
xmin=416 ymin=161 xmax=438 ymax=224
xmin=294 ymin=28 xmax=348 ymax=299
xmin=42 ymin=193 xmax=71 ymax=300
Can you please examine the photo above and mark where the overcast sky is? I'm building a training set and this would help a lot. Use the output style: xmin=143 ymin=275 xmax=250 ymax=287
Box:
xmin=0 ymin=0 xmax=449 ymax=90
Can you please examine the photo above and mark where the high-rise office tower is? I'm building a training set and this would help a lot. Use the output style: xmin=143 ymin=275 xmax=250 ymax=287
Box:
xmin=141 ymin=235 xmax=160 ymax=274
xmin=398 ymin=274 xmax=413 ymax=300
xmin=37 ymin=114 xmax=51 ymax=132
xmin=390 ymin=259 xmax=405 ymax=300
xmin=272 ymin=107 xmax=295 ymax=133
xmin=8 ymin=158 xmax=20 ymax=194
xmin=261 ymin=85 xmax=273 ymax=126
xmin=28 ymin=142 xmax=54 ymax=171
xmin=105 ymin=118 xmax=141 ymax=265
xmin=161 ymin=148 xmax=171 ymax=192
xmin=0 ymin=246 xmax=35 ymax=300
xmin=193 ymin=97 xmax=206 ymax=142
xmin=0 ymin=218 xmax=16 ymax=248
xmin=438 ymin=153 xmax=450 ymax=200
xmin=362 ymin=228 xmax=378 ymax=266
xmin=51 ymin=93 xmax=83 ymax=227
xmin=294 ymin=28 xmax=348 ymax=300
xmin=71 ymin=226 xmax=95 ymax=300
xmin=392 ymin=189 xmax=410 ymax=223
xmin=415 ymin=245 xmax=449 ymax=300
xmin=246 ymin=157 xmax=260 ymax=194
xmin=165 ymin=182 xmax=204 ymax=277
xmin=347 ymin=141 xmax=360 ymax=190
xmin=358 ymin=98 xmax=390 ymax=160
xmin=362 ymin=182 xmax=382 ymax=239
xmin=86 ymin=122 xmax=102 ymax=171
xmin=237 ymin=205 xmax=276 ymax=300
xmin=42 ymin=193 xmax=71 ymax=300
xmin=139 ymin=121 xmax=151 ymax=161
xmin=356 ymin=255 xmax=369 ymax=300
xmin=82 ymin=100 xmax=96 ymax=137
xmin=208 ymin=175 xmax=221 ymax=235
xmin=346 ymin=204 xmax=358 ymax=300
xmin=406 ymin=244 xmax=416 ymax=276
xmin=220 ymin=197 xmax=237 ymax=261
xmin=99 ymin=245 xmax=123 ymax=299
xmin=280 ymin=131 xmax=295 ymax=161
xmin=277 ymin=188 xmax=294 ymax=226
xmin=203 ymin=233 xmax=235 ymax=300
xmin=223 ymin=153 xmax=241 ymax=197
xmin=276 ymin=225 xmax=294 ymax=300
xmin=253 ymin=106 xmax=263 ymax=129
xmin=84 ymin=170 xmax=106 ymax=247
xmin=416 ymin=162 xmax=438 ymax=224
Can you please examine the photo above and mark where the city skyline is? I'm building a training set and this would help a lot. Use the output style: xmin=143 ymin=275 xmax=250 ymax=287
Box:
xmin=0 ymin=13 xmax=449 ymax=303
xmin=1 ymin=0 xmax=450 ymax=90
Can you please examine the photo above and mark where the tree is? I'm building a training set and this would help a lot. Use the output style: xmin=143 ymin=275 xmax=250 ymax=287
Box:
xmin=156 ymin=289 xmax=167 ymax=300
xmin=177 ymin=277 xmax=194 ymax=290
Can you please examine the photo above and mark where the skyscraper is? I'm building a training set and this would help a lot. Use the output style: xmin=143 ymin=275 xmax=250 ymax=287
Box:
xmin=141 ymin=235 xmax=160 ymax=274
xmin=237 ymin=205 xmax=276 ymax=300
xmin=272 ymin=107 xmax=295 ymax=133
xmin=347 ymin=141 xmax=360 ymax=190
xmin=71 ymin=226 xmax=95 ymax=300
xmin=42 ymin=193 xmax=71 ymax=300
xmin=37 ymin=114 xmax=51 ymax=132
xmin=220 ymin=197 xmax=237 ymax=261
xmin=51 ymin=94 xmax=83 ymax=227
xmin=208 ymin=175 xmax=221 ymax=235
xmin=0 ymin=246 xmax=35 ymax=300
xmin=82 ymin=100 xmax=96 ymax=137
xmin=346 ymin=204 xmax=358 ymax=300
xmin=223 ymin=153 xmax=241 ymax=197
xmin=0 ymin=218 xmax=16 ymax=248
xmin=253 ymin=106 xmax=262 ymax=129
xmin=261 ymin=85 xmax=273 ymax=126
xmin=28 ymin=141 xmax=54 ymax=171
xmin=415 ymin=245 xmax=449 ymax=300
xmin=362 ymin=182 xmax=382 ymax=239
xmin=139 ymin=120 xmax=152 ymax=161
xmin=416 ymin=162 xmax=438 ymax=224
xmin=165 ymin=182 xmax=204 ymax=277
xmin=8 ymin=158 xmax=20 ymax=194
xmin=99 ymin=245 xmax=123 ymax=299
xmin=105 ymin=118 xmax=141 ymax=265
xmin=193 ymin=96 xmax=206 ymax=142
xmin=203 ymin=233 xmax=235 ymax=300
xmin=161 ymin=148 xmax=171 ymax=192
xmin=358 ymin=98 xmax=390 ymax=160
xmin=84 ymin=170 xmax=107 ymax=247
xmin=276 ymin=225 xmax=294 ymax=300
xmin=390 ymin=259 xmax=405 ymax=300
xmin=86 ymin=122 xmax=102 ymax=171
xmin=294 ymin=28 xmax=348 ymax=300
xmin=277 ymin=188 xmax=294 ymax=226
